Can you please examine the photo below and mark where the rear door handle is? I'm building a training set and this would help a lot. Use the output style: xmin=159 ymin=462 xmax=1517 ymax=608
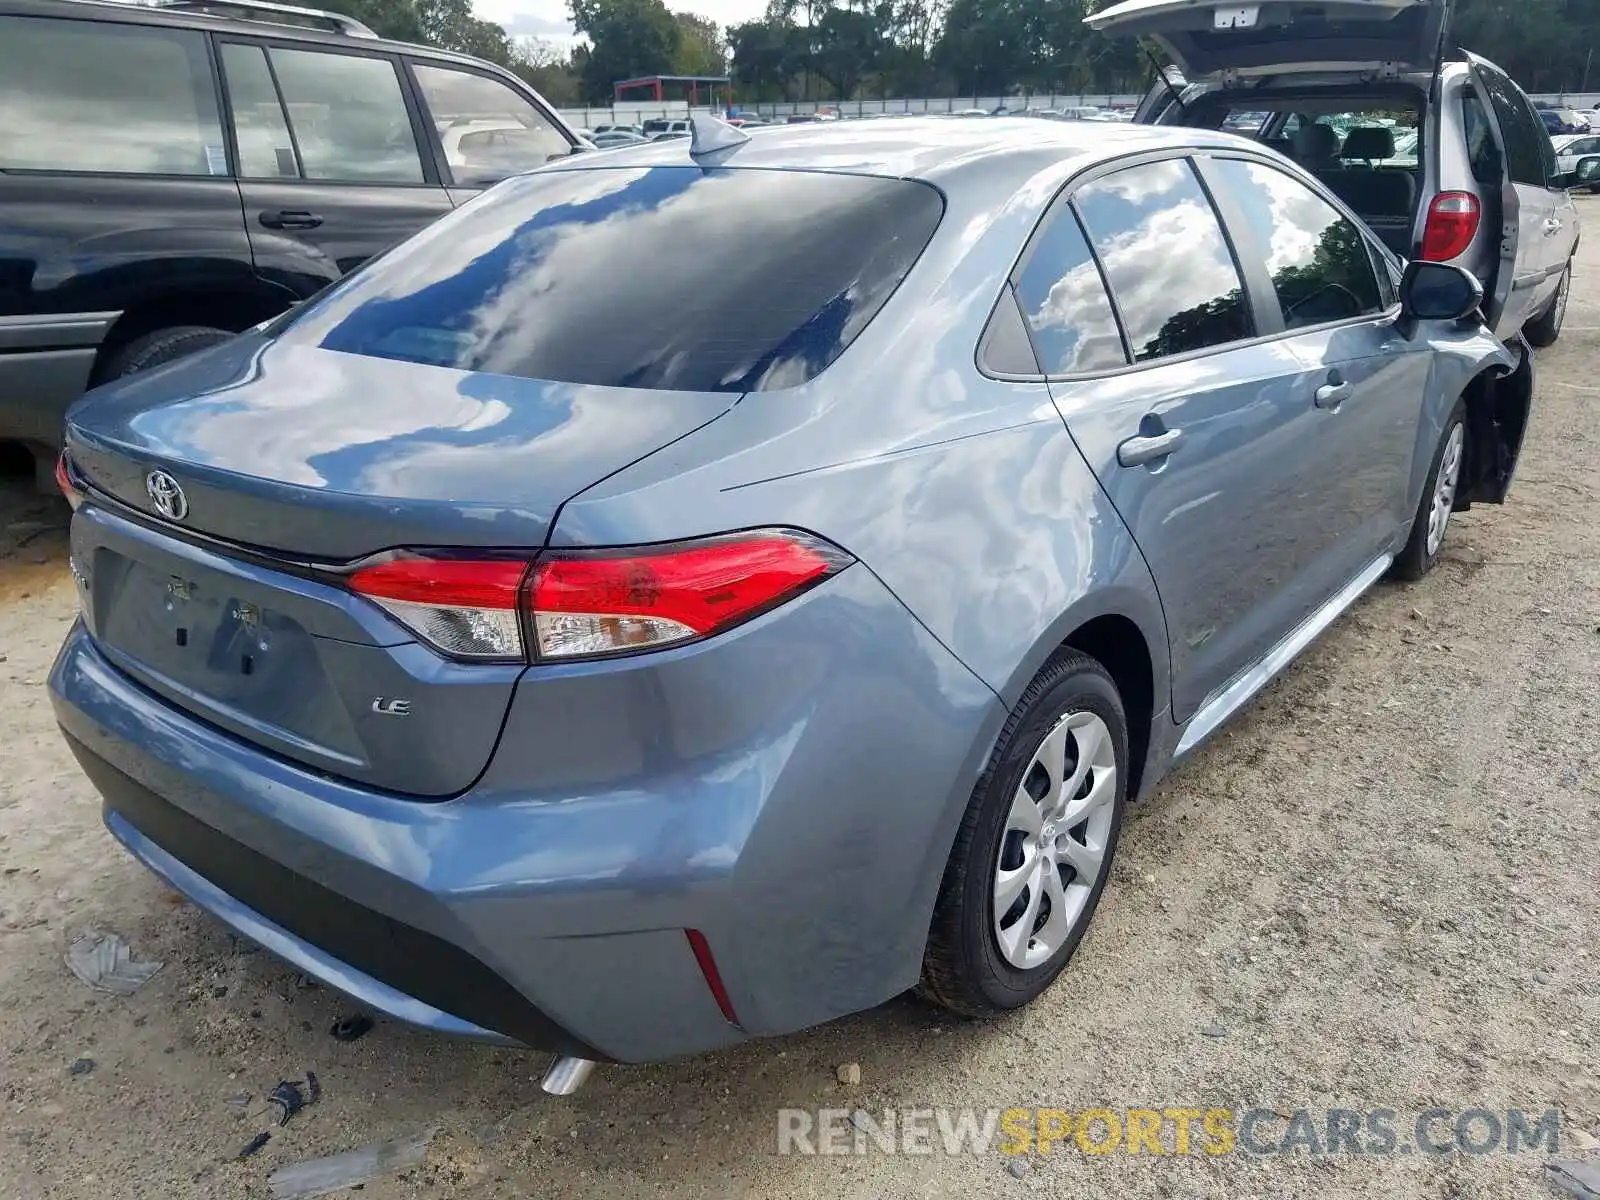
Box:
xmin=259 ymin=210 xmax=323 ymax=230
xmin=1314 ymin=381 xmax=1352 ymax=409
xmin=1117 ymin=428 xmax=1184 ymax=467
xmin=1543 ymin=218 xmax=1563 ymax=236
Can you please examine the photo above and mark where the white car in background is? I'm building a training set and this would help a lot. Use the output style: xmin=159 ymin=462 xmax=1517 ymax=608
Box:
xmin=1553 ymin=132 xmax=1600 ymax=177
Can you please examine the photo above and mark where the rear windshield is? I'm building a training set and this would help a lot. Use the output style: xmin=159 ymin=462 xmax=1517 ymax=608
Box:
xmin=301 ymin=166 xmax=944 ymax=392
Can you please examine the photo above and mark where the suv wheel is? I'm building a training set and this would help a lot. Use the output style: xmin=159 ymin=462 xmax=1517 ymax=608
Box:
xmin=1524 ymin=263 xmax=1570 ymax=348
xmin=101 ymin=326 xmax=234 ymax=381
xmin=1391 ymin=397 xmax=1467 ymax=581
xmin=919 ymin=649 xmax=1128 ymax=1016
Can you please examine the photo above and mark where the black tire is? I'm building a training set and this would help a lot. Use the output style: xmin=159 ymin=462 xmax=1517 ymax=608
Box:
xmin=1524 ymin=263 xmax=1570 ymax=348
xmin=100 ymin=326 xmax=234 ymax=382
xmin=1391 ymin=397 xmax=1467 ymax=582
xmin=919 ymin=649 xmax=1129 ymax=1016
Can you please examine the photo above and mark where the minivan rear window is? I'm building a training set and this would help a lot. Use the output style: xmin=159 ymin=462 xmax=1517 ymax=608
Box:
xmin=305 ymin=166 xmax=944 ymax=391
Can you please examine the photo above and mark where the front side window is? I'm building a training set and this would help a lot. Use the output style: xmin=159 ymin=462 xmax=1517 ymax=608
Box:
xmin=1012 ymin=205 xmax=1126 ymax=373
xmin=412 ymin=64 xmax=571 ymax=186
xmin=1210 ymin=159 xmax=1383 ymax=329
xmin=300 ymin=167 xmax=943 ymax=391
xmin=0 ymin=16 xmax=225 ymax=176
xmin=1073 ymin=159 xmax=1251 ymax=363
xmin=267 ymin=48 xmax=424 ymax=183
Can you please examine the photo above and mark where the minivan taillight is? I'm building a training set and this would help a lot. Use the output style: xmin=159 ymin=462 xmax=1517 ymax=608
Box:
xmin=55 ymin=450 xmax=85 ymax=510
xmin=346 ymin=530 xmax=851 ymax=663
xmin=1420 ymin=192 xmax=1481 ymax=262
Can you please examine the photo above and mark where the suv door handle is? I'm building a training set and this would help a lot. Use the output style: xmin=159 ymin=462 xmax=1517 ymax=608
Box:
xmin=259 ymin=210 xmax=323 ymax=230
xmin=1117 ymin=427 xmax=1184 ymax=467
xmin=1314 ymin=380 xmax=1352 ymax=409
xmin=1543 ymin=218 xmax=1563 ymax=236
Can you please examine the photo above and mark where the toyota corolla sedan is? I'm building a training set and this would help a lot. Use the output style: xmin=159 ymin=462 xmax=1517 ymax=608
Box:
xmin=50 ymin=117 xmax=1531 ymax=1091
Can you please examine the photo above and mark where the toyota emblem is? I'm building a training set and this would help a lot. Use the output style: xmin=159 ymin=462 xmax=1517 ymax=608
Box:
xmin=145 ymin=470 xmax=188 ymax=521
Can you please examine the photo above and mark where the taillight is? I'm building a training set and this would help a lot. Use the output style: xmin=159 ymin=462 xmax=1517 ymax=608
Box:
xmin=1420 ymin=192 xmax=1480 ymax=262
xmin=530 ymin=530 xmax=849 ymax=659
xmin=348 ymin=556 xmax=529 ymax=660
xmin=345 ymin=530 xmax=850 ymax=663
xmin=55 ymin=450 xmax=85 ymax=510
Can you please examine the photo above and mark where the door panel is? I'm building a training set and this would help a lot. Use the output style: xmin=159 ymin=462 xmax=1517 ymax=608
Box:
xmin=219 ymin=40 xmax=452 ymax=297
xmin=1051 ymin=343 xmax=1339 ymax=719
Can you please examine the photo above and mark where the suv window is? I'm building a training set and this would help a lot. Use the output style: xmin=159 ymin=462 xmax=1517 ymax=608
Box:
xmin=222 ymin=43 xmax=299 ymax=178
xmin=1013 ymin=205 xmax=1126 ymax=373
xmin=266 ymin=48 xmax=424 ymax=183
xmin=1074 ymin=159 xmax=1251 ymax=363
xmin=306 ymin=167 xmax=944 ymax=391
xmin=0 ymin=16 xmax=225 ymax=176
xmin=1210 ymin=159 xmax=1383 ymax=330
xmin=1473 ymin=62 xmax=1547 ymax=186
xmin=413 ymin=64 xmax=571 ymax=186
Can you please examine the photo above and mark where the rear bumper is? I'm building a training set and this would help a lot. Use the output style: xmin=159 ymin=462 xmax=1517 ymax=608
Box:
xmin=0 ymin=313 xmax=117 ymax=444
xmin=50 ymin=565 xmax=1004 ymax=1063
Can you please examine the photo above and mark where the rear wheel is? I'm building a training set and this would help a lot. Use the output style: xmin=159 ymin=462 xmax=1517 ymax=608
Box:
xmin=100 ymin=326 xmax=234 ymax=382
xmin=1524 ymin=263 xmax=1570 ymax=348
xmin=919 ymin=650 xmax=1128 ymax=1016
xmin=1391 ymin=397 xmax=1467 ymax=582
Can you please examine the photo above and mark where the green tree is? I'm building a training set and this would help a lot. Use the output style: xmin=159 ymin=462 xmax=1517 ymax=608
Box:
xmin=569 ymin=0 xmax=682 ymax=101
xmin=674 ymin=12 xmax=727 ymax=76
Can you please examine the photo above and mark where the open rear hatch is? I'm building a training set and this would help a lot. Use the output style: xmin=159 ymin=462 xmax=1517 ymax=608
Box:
xmin=1086 ymin=0 xmax=1452 ymax=80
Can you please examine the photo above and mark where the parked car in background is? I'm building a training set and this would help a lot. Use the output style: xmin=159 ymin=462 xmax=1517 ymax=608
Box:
xmin=647 ymin=119 xmax=692 ymax=140
xmin=1539 ymin=107 xmax=1588 ymax=135
xmin=0 ymin=0 xmax=581 ymax=483
xmin=591 ymin=122 xmax=644 ymax=137
xmin=1094 ymin=0 xmax=1579 ymax=351
xmin=1555 ymin=133 xmax=1600 ymax=186
xmin=588 ymin=130 xmax=650 ymax=148
xmin=52 ymin=117 xmax=1529 ymax=1081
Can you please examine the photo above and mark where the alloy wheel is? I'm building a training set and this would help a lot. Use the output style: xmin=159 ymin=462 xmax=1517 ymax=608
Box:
xmin=991 ymin=710 xmax=1117 ymax=970
xmin=1426 ymin=422 xmax=1465 ymax=557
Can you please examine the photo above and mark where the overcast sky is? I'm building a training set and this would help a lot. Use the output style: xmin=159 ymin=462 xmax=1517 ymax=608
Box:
xmin=472 ymin=0 xmax=764 ymax=44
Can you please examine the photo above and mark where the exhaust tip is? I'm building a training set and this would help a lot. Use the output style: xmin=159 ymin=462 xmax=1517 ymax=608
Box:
xmin=541 ymin=1056 xmax=597 ymax=1096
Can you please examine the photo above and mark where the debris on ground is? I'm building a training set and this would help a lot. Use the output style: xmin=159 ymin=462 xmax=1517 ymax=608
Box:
xmin=305 ymin=1070 xmax=321 ymax=1105
xmin=267 ymin=1079 xmax=310 ymax=1127
xmin=237 ymin=1132 xmax=272 ymax=1160
xmin=226 ymin=1093 xmax=252 ymax=1118
xmin=1006 ymin=1158 xmax=1030 ymax=1179
xmin=328 ymin=1015 xmax=373 ymax=1042
xmin=836 ymin=1062 xmax=861 ymax=1086
xmin=1200 ymin=1023 xmax=1228 ymax=1038
xmin=1547 ymin=1158 xmax=1600 ymax=1199
xmin=267 ymin=1131 xmax=433 ymax=1199
xmin=64 ymin=932 xmax=163 ymax=995
xmin=67 ymin=1057 xmax=94 ymax=1076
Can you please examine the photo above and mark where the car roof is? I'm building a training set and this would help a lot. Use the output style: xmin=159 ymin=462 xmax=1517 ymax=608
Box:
xmin=543 ymin=116 xmax=1248 ymax=200
xmin=3 ymin=0 xmax=511 ymax=71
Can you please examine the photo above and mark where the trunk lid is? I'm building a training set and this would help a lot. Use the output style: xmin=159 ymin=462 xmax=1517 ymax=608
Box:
xmin=64 ymin=336 xmax=735 ymax=797
xmin=1086 ymin=0 xmax=1451 ymax=81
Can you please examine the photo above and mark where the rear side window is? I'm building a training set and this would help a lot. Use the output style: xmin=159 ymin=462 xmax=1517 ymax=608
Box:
xmin=412 ymin=64 xmax=571 ymax=187
xmin=1473 ymin=62 xmax=1547 ymax=186
xmin=1462 ymin=91 xmax=1501 ymax=186
xmin=0 ymin=16 xmax=225 ymax=176
xmin=1013 ymin=205 xmax=1126 ymax=373
xmin=222 ymin=44 xmax=299 ymax=179
xmin=267 ymin=49 xmax=424 ymax=183
xmin=305 ymin=167 xmax=943 ymax=391
xmin=1074 ymin=159 xmax=1251 ymax=363
xmin=1210 ymin=159 xmax=1383 ymax=329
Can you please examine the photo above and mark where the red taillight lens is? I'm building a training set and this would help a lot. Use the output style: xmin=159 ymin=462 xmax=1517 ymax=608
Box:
xmin=530 ymin=530 xmax=850 ymax=660
xmin=348 ymin=556 xmax=530 ymax=660
xmin=55 ymin=450 xmax=84 ymax=510
xmin=1420 ymin=191 xmax=1480 ymax=262
xmin=344 ymin=530 xmax=850 ymax=663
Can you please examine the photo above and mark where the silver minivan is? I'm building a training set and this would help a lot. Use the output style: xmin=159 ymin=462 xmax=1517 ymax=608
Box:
xmin=1089 ymin=0 xmax=1580 ymax=347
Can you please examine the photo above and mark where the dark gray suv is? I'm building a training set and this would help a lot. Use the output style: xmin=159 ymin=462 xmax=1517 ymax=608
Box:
xmin=0 ymin=0 xmax=580 ymax=482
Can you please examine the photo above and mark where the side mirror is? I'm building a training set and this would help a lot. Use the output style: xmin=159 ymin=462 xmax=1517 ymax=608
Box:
xmin=1575 ymin=155 xmax=1600 ymax=188
xmin=1399 ymin=260 xmax=1483 ymax=324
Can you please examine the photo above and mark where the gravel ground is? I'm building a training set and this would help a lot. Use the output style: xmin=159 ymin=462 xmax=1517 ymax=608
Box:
xmin=1 ymin=210 xmax=1596 ymax=1200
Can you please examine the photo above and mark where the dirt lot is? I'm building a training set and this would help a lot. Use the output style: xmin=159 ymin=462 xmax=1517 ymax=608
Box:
xmin=1 ymin=217 xmax=1597 ymax=1200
